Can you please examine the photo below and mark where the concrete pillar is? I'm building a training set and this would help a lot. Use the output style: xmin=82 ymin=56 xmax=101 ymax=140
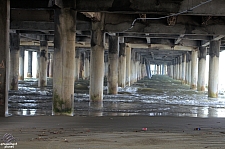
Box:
xmin=145 ymin=60 xmax=151 ymax=79
xmin=171 ymin=64 xmax=174 ymax=78
xmin=174 ymin=59 xmax=177 ymax=79
xmin=74 ymin=49 xmax=80 ymax=81
xmin=174 ymin=58 xmax=178 ymax=79
xmin=118 ymin=43 xmax=126 ymax=87
xmin=10 ymin=33 xmax=20 ymax=90
xmin=197 ymin=47 xmax=207 ymax=91
xmin=84 ymin=51 xmax=90 ymax=80
xmin=49 ymin=53 xmax=53 ymax=78
xmin=182 ymin=53 xmax=186 ymax=83
xmin=38 ymin=41 xmax=48 ymax=87
xmin=125 ymin=44 xmax=131 ymax=86
xmin=89 ymin=13 xmax=105 ymax=102
xmin=191 ymin=50 xmax=198 ymax=89
xmin=53 ymin=7 xmax=76 ymax=116
xmin=27 ymin=51 xmax=33 ymax=78
xmin=176 ymin=57 xmax=180 ymax=80
xmin=130 ymin=56 xmax=135 ymax=84
xmin=185 ymin=52 xmax=189 ymax=84
xmin=104 ymin=54 xmax=108 ymax=78
xmin=173 ymin=59 xmax=176 ymax=79
xmin=108 ymin=36 xmax=119 ymax=94
xmin=208 ymin=40 xmax=220 ymax=98
xmin=80 ymin=52 xmax=85 ymax=79
xmin=157 ymin=65 xmax=160 ymax=75
xmin=141 ymin=58 xmax=145 ymax=78
xmin=0 ymin=0 xmax=10 ymax=116
xmin=188 ymin=52 xmax=192 ymax=85
xmin=19 ymin=47 xmax=24 ymax=80
xmin=162 ymin=64 xmax=165 ymax=75
xmin=36 ymin=52 xmax=40 ymax=78
xmin=179 ymin=55 xmax=182 ymax=80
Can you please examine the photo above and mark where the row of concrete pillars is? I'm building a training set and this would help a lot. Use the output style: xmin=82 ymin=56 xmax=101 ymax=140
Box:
xmin=10 ymin=48 xmax=54 ymax=90
xmin=167 ymin=41 xmax=220 ymax=98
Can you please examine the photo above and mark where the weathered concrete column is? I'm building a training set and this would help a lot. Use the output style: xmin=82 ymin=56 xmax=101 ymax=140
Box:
xmin=89 ymin=13 xmax=105 ymax=102
xmin=118 ymin=43 xmax=126 ymax=87
xmin=53 ymin=7 xmax=76 ymax=116
xmin=27 ymin=51 xmax=33 ymax=78
xmin=125 ymin=44 xmax=131 ymax=86
xmin=80 ymin=52 xmax=85 ymax=79
xmin=141 ymin=58 xmax=145 ymax=78
xmin=208 ymin=40 xmax=220 ymax=98
xmin=74 ymin=49 xmax=80 ymax=81
xmin=162 ymin=64 xmax=165 ymax=75
xmin=174 ymin=59 xmax=176 ymax=79
xmin=179 ymin=55 xmax=182 ymax=80
xmin=38 ymin=41 xmax=48 ymax=87
xmin=174 ymin=58 xmax=178 ymax=79
xmin=197 ymin=47 xmax=207 ymax=91
xmin=104 ymin=54 xmax=108 ymax=78
xmin=19 ymin=47 xmax=24 ymax=80
xmin=157 ymin=65 xmax=160 ymax=75
xmin=173 ymin=59 xmax=176 ymax=79
xmin=188 ymin=52 xmax=192 ymax=85
xmin=49 ymin=53 xmax=53 ymax=78
xmin=130 ymin=50 xmax=135 ymax=84
xmin=84 ymin=51 xmax=90 ymax=80
xmin=191 ymin=50 xmax=198 ymax=89
xmin=176 ymin=57 xmax=180 ymax=80
xmin=182 ymin=53 xmax=186 ymax=83
xmin=107 ymin=35 xmax=119 ymax=94
xmin=145 ymin=60 xmax=151 ymax=79
xmin=171 ymin=63 xmax=174 ymax=78
xmin=185 ymin=52 xmax=189 ymax=84
xmin=36 ymin=52 xmax=40 ymax=78
xmin=10 ymin=33 xmax=20 ymax=90
xmin=0 ymin=0 xmax=10 ymax=116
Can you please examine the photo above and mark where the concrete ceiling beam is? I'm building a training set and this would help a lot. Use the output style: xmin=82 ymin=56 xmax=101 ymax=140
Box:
xmin=129 ymin=43 xmax=195 ymax=51
xmin=201 ymin=35 xmax=225 ymax=47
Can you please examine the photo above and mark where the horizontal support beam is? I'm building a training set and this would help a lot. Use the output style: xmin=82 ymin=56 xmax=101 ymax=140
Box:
xmin=11 ymin=0 xmax=225 ymax=16
xmin=105 ymin=22 xmax=225 ymax=35
xmin=129 ymin=43 xmax=195 ymax=51
xmin=10 ymin=21 xmax=91 ymax=31
xmin=11 ymin=9 xmax=54 ymax=22
xmin=20 ymin=41 xmax=91 ymax=48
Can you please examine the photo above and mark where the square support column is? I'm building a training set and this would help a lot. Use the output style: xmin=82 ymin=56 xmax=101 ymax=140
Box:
xmin=197 ymin=47 xmax=207 ymax=91
xmin=182 ymin=53 xmax=186 ymax=83
xmin=191 ymin=50 xmax=198 ymax=89
xmin=89 ymin=13 xmax=105 ymax=103
xmin=53 ymin=7 xmax=76 ymax=116
xmin=208 ymin=41 xmax=220 ymax=98
xmin=125 ymin=44 xmax=131 ymax=86
xmin=0 ymin=0 xmax=10 ymax=117
xmin=19 ymin=47 xmax=25 ymax=80
xmin=107 ymin=35 xmax=119 ymax=94
xmin=84 ymin=51 xmax=90 ymax=80
xmin=118 ymin=43 xmax=126 ymax=88
xmin=10 ymin=33 xmax=20 ymax=90
xmin=39 ymin=40 xmax=48 ymax=87
xmin=74 ymin=49 xmax=80 ymax=81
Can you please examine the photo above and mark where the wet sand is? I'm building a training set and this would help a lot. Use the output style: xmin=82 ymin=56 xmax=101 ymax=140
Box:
xmin=1 ymin=116 xmax=225 ymax=149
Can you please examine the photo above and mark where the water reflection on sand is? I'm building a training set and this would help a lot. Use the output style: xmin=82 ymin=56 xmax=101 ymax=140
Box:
xmin=8 ymin=76 xmax=225 ymax=117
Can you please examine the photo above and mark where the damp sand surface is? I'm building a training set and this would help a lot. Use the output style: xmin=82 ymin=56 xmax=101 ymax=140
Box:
xmin=1 ymin=116 xmax=225 ymax=149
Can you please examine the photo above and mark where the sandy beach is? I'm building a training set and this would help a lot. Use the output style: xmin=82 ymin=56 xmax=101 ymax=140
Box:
xmin=1 ymin=116 xmax=225 ymax=149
